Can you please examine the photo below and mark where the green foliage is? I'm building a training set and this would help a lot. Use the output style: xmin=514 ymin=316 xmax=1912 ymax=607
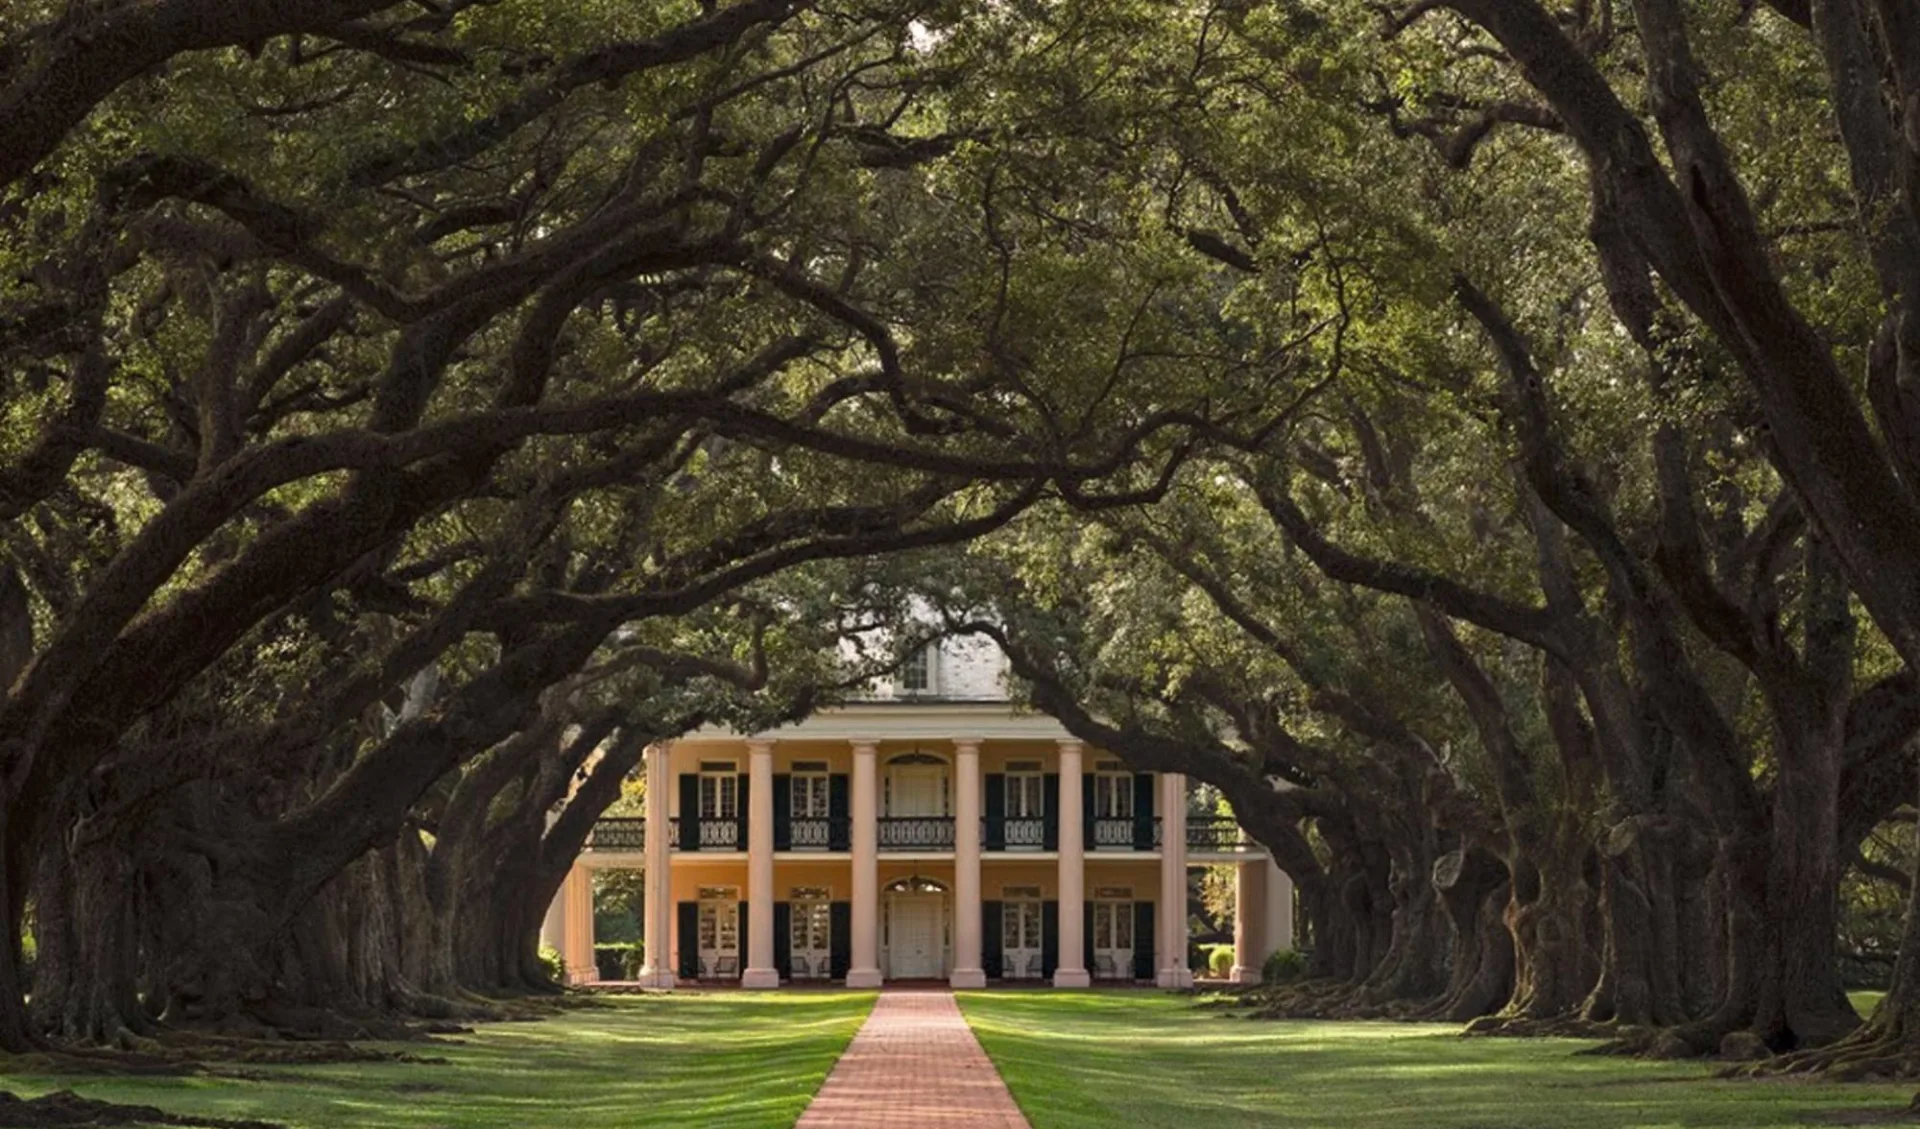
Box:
xmin=1208 ymin=946 xmax=1236 ymax=979
xmin=593 ymin=942 xmax=644 ymax=982
xmin=536 ymin=945 xmax=564 ymax=985
xmin=1262 ymin=949 xmax=1306 ymax=985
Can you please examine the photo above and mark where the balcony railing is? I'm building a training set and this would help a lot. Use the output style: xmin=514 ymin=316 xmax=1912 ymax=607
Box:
xmin=878 ymin=816 xmax=954 ymax=850
xmin=698 ymin=817 xmax=741 ymax=849
xmin=587 ymin=817 xmax=646 ymax=851
xmin=586 ymin=812 xmax=1258 ymax=855
xmin=1188 ymin=816 xmax=1253 ymax=851
xmin=789 ymin=817 xmax=850 ymax=851
xmin=1091 ymin=817 xmax=1136 ymax=849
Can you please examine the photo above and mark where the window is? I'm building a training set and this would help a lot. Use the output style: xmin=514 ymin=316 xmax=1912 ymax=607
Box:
xmin=698 ymin=765 xmax=739 ymax=820
xmin=1093 ymin=902 xmax=1133 ymax=949
xmin=1093 ymin=769 xmax=1134 ymax=819
xmin=1007 ymin=769 xmax=1044 ymax=818
xmin=901 ymin=646 xmax=931 ymax=692
xmin=792 ymin=763 xmax=830 ymax=818
xmin=1003 ymin=900 xmax=1043 ymax=951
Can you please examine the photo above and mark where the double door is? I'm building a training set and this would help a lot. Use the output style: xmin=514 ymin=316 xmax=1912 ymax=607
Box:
xmin=1001 ymin=899 xmax=1043 ymax=979
xmin=790 ymin=900 xmax=831 ymax=979
xmin=698 ymin=896 xmax=740 ymax=978
xmin=886 ymin=897 xmax=944 ymax=979
xmin=1092 ymin=899 xmax=1134 ymax=980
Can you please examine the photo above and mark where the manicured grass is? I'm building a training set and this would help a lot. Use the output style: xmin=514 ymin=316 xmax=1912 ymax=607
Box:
xmin=958 ymin=991 xmax=1917 ymax=1129
xmin=1850 ymin=990 xmax=1885 ymax=1018
xmin=0 ymin=992 xmax=875 ymax=1128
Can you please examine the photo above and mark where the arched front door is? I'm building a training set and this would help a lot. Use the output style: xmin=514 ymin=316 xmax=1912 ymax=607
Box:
xmin=883 ymin=876 xmax=948 ymax=979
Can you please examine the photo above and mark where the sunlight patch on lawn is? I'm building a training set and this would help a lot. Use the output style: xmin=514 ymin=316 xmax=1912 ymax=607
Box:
xmin=0 ymin=993 xmax=876 ymax=1129
xmin=958 ymin=991 xmax=1917 ymax=1129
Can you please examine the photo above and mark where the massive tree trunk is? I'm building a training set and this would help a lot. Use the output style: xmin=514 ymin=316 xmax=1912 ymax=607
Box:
xmin=1763 ymin=767 xmax=1920 ymax=1078
xmin=1427 ymin=847 xmax=1514 ymax=1021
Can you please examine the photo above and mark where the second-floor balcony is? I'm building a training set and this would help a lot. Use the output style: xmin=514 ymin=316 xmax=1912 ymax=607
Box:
xmin=878 ymin=816 xmax=954 ymax=851
xmin=586 ymin=816 xmax=649 ymax=851
xmin=583 ymin=811 xmax=1265 ymax=856
xmin=1186 ymin=815 xmax=1256 ymax=852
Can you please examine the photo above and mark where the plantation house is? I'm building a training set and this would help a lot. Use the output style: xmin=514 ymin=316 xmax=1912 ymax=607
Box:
xmin=543 ymin=638 xmax=1294 ymax=988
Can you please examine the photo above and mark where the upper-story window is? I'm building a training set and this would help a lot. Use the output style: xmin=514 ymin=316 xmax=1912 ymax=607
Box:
xmin=699 ymin=761 xmax=739 ymax=820
xmin=901 ymin=645 xmax=932 ymax=693
xmin=1006 ymin=760 xmax=1044 ymax=818
xmin=792 ymin=760 xmax=830 ymax=818
xmin=1093 ymin=761 xmax=1134 ymax=819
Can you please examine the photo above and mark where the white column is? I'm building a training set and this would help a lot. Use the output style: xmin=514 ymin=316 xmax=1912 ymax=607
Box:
xmin=951 ymin=738 xmax=986 ymax=988
xmin=847 ymin=739 xmax=883 ymax=988
xmin=540 ymin=806 xmax=567 ymax=959
xmin=637 ymin=742 xmax=676 ymax=988
xmin=562 ymin=862 xmax=595 ymax=983
xmin=1157 ymin=772 xmax=1193 ymax=989
xmin=1231 ymin=857 xmax=1267 ymax=984
xmin=540 ymin=889 xmax=566 ymax=957
xmin=742 ymin=740 xmax=779 ymax=988
xmin=1265 ymin=857 xmax=1295 ymax=959
xmin=1053 ymin=739 xmax=1090 ymax=987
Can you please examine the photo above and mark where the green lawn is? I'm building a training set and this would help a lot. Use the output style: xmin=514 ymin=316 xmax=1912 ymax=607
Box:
xmin=0 ymin=992 xmax=875 ymax=1128
xmin=1850 ymin=990 xmax=1885 ymax=1018
xmin=958 ymin=992 xmax=1918 ymax=1129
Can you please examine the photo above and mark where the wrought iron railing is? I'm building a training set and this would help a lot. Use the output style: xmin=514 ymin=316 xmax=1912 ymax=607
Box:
xmin=587 ymin=817 xmax=645 ymax=850
xmin=1187 ymin=816 xmax=1252 ymax=851
xmin=877 ymin=816 xmax=954 ymax=850
xmin=789 ymin=817 xmax=849 ymax=850
xmin=698 ymin=817 xmax=740 ymax=849
xmin=585 ymin=813 xmax=1255 ymax=854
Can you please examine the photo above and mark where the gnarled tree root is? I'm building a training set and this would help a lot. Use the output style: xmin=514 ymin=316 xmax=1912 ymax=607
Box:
xmin=1728 ymin=1036 xmax=1920 ymax=1083
xmin=0 ymin=1090 xmax=283 ymax=1128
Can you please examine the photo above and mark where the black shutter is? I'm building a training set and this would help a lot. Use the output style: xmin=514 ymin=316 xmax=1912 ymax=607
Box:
xmin=679 ymin=775 xmax=699 ymax=851
xmin=774 ymin=902 xmax=792 ymax=980
xmin=773 ymin=774 xmax=792 ymax=851
xmin=829 ymin=774 xmax=851 ymax=851
xmin=1042 ymin=774 xmax=1060 ymax=851
xmin=982 ymin=901 xmax=1004 ymax=978
xmin=1134 ymin=773 xmax=1156 ymax=850
xmin=1083 ymin=774 xmax=1097 ymax=846
xmin=677 ymin=901 xmax=699 ymax=979
xmin=738 ymin=901 xmax=748 ymax=978
xmin=1083 ymin=900 xmax=1096 ymax=974
xmin=1041 ymin=900 xmax=1059 ymax=979
xmin=1134 ymin=901 xmax=1156 ymax=981
xmin=829 ymin=901 xmax=852 ymax=979
xmin=736 ymin=776 xmax=750 ymax=849
xmin=985 ymin=774 xmax=1006 ymax=850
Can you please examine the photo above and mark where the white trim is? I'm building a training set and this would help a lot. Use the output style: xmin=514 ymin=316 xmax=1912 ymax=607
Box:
xmin=685 ymin=702 xmax=1071 ymax=742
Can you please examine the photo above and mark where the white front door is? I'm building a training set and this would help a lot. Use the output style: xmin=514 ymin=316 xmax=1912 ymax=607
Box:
xmin=888 ymin=897 xmax=942 ymax=978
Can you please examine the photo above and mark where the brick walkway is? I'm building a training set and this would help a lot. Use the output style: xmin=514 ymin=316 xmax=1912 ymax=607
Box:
xmin=796 ymin=989 xmax=1031 ymax=1129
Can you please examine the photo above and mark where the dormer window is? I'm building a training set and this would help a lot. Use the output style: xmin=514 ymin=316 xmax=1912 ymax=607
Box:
xmin=901 ymin=646 xmax=932 ymax=693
